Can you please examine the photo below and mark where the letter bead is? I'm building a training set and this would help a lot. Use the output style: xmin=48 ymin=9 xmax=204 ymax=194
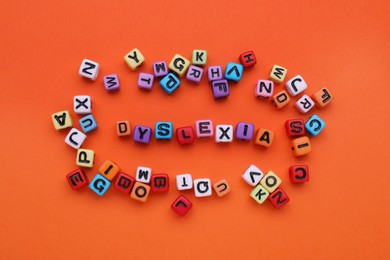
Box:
xmin=65 ymin=128 xmax=86 ymax=149
xmin=260 ymin=171 xmax=282 ymax=193
xmin=269 ymin=65 xmax=287 ymax=83
xmin=269 ymin=188 xmax=289 ymax=208
xmin=99 ymin=160 xmax=120 ymax=181
xmin=79 ymin=59 xmax=100 ymax=81
xmin=254 ymin=128 xmax=274 ymax=147
xmin=153 ymin=61 xmax=168 ymax=77
xmin=272 ymin=90 xmax=291 ymax=109
xmin=194 ymin=178 xmax=212 ymax=197
xmin=291 ymin=136 xmax=312 ymax=156
xmin=242 ymin=164 xmax=264 ymax=186
xmin=171 ymin=195 xmax=193 ymax=216
xmin=73 ymin=96 xmax=92 ymax=114
xmin=52 ymin=110 xmax=72 ymax=130
xmin=130 ymin=182 xmax=151 ymax=202
xmin=103 ymin=74 xmax=120 ymax=92
xmin=89 ymin=174 xmax=111 ymax=196
xmin=295 ymin=94 xmax=315 ymax=113
xmin=312 ymin=87 xmax=333 ymax=108
xmin=285 ymin=119 xmax=306 ymax=137
xmin=136 ymin=166 xmax=152 ymax=184
xmin=114 ymin=172 xmax=136 ymax=194
xmin=224 ymin=62 xmax=244 ymax=82
xmin=192 ymin=49 xmax=207 ymax=66
xmin=212 ymin=79 xmax=230 ymax=99
xmin=79 ymin=114 xmax=98 ymax=133
xmin=160 ymin=73 xmax=180 ymax=94
xmin=124 ymin=48 xmax=145 ymax=71
xmin=116 ymin=121 xmax=131 ymax=136
xmin=250 ymin=184 xmax=269 ymax=204
xmin=168 ymin=54 xmax=191 ymax=77
xmin=66 ymin=169 xmax=89 ymax=190
xmin=138 ymin=73 xmax=154 ymax=91
xmin=305 ymin=114 xmax=326 ymax=136
xmin=208 ymin=65 xmax=223 ymax=82
xmin=286 ymin=75 xmax=307 ymax=96
xmin=133 ymin=125 xmax=152 ymax=144
xmin=186 ymin=65 xmax=204 ymax=84
xmin=215 ymin=124 xmax=233 ymax=143
xmin=151 ymin=174 xmax=169 ymax=193
xmin=155 ymin=122 xmax=173 ymax=140
xmin=195 ymin=120 xmax=214 ymax=138
xmin=76 ymin=149 xmax=95 ymax=168
xmin=289 ymin=165 xmax=309 ymax=183
xmin=235 ymin=122 xmax=254 ymax=141
xmin=255 ymin=80 xmax=274 ymax=98
xmin=239 ymin=50 xmax=257 ymax=68
xmin=176 ymin=174 xmax=193 ymax=190
xmin=176 ymin=126 xmax=195 ymax=145
xmin=213 ymin=179 xmax=231 ymax=197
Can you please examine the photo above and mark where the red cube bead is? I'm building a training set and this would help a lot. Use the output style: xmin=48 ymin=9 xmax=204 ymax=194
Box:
xmin=289 ymin=165 xmax=309 ymax=183
xmin=268 ymin=188 xmax=289 ymax=208
xmin=114 ymin=172 xmax=135 ymax=194
xmin=285 ymin=119 xmax=306 ymax=137
xmin=171 ymin=195 xmax=193 ymax=216
xmin=239 ymin=51 xmax=257 ymax=68
xmin=151 ymin=174 xmax=169 ymax=192
xmin=176 ymin=126 xmax=195 ymax=145
xmin=66 ymin=168 xmax=89 ymax=190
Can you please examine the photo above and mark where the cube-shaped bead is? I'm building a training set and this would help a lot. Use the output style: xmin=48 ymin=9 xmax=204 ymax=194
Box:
xmin=73 ymin=96 xmax=92 ymax=114
xmin=235 ymin=122 xmax=254 ymax=141
xmin=176 ymin=126 xmax=195 ymax=145
xmin=155 ymin=122 xmax=173 ymax=140
xmin=295 ymin=94 xmax=315 ymax=113
xmin=254 ymin=128 xmax=274 ymax=147
xmin=272 ymin=90 xmax=290 ymax=109
xmin=305 ymin=114 xmax=326 ymax=136
xmin=239 ymin=51 xmax=257 ymax=67
xmin=114 ymin=172 xmax=135 ymax=194
xmin=133 ymin=125 xmax=152 ymax=144
xmin=213 ymin=179 xmax=231 ymax=197
xmin=79 ymin=59 xmax=99 ymax=81
xmin=138 ymin=73 xmax=154 ymax=90
xmin=195 ymin=120 xmax=214 ymax=138
xmin=250 ymin=184 xmax=269 ymax=204
xmin=103 ymin=74 xmax=120 ymax=92
xmin=79 ymin=114 xmax=98 ymax=133
xmin=89 ymin=174 xmax=110 ymax=196
xmin=260 ymin=171 xmax=282 ymax=193
xmin=52 ymin=110 xmax=72 ymax=130
xmin=66 ymin=169 xmax=89 ymax=190
xmin=160 ymin=73 xmax=180 ymax=94
xmin=192 ymin=50 xmax=207 ymax=66
xmin=215 ymin=124 xmax=233 ymax=143
xmin=117 ymin=121 xmax=131 ymax=136
xmin=286 ymin=75 xmax=307 ymax=96
xmin=269 ymin=65 xmax=287 ymax=83
xmin=289 ymin=165 xmax=309 ymax=183
xmin=124 ymin=48 xmax=145 ymax=71
xmin=194 ymin=178 xmax=212 ymax=197
xmin=269 ymin=188 xmax=290 ymax=208
xmin=99 ymin=160 xmax=120 ymax=181
xmin=65 ymin=128 xmax=86 ymax=149
xmin=168 ymin=54 xmax=191 ymax=77
xmin=130 ymin=182 xmax=151 ymax=202
xmin=186 ymin=65 xmax=204 ymax=84
xmin=153 ymin=61 xmax=168 ymax=77
xmin=291 ymin=136 xmax=312 ymax=156
xmin=285 ymin=119 xmax=306 ymax=137
xmin=151 ymin=174 xmax=169 ymax=192
xmin=136 ymin=166 xmax=152 ymax=184
xmin=255 ymin=80 xmax=274 ymax=98
xmin=171 ymin=195 xmax=192 ymax=216
xmin=76 ymin=149 xmax=95 ymax=168
xmin=312 ymin=87 xmax=333 ymax=108
xmin=207 ymin=65 xmax=223 ymax=82
xmin=211 ymin=79 xmax=229 ymax=99
xmin=224 ymin=62 xmax=244 ymax=82
xmin=242 ymin=164 xmax=264 ymax=186
xmin=176 ymin=174 xmax=193 ymax=190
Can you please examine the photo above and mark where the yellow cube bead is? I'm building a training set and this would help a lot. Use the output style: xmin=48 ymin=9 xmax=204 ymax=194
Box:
xmin=131 ymin=182 xmax=151 ymax=202
xmin=260 ymin=171 xmax=282 ymax=193
xmin=213 ymin=179 xmax=231 ymax=197
xmin=269 ymin=65 xmax=287 ymax=83
xmin=124 ymin=48 xmax=145 ymax=71
xmin=250 ymin=184 xmax=269 ymax=204
xmin=254 ymin=128 xmax=274 ymax=147
xmin=51 ymin=110 xmax=72 ymax=130
xmin=291 ymin=136 xmax=312 ymax=156
xmin=76 ymin=149 xmax=95 ymax=168
xmin=168 ymin=54 xmax=191 ymax=77
xmin=192 ymin=50 xmax=207 ymax=66
xmin=98 ymin=160 xmax=120 ymax=181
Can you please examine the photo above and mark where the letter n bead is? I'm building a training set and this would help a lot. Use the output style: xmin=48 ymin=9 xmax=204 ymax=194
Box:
xmin=305 ymin=114 xmax=325 ymax=136
xmin=239 ymin=51 xmax=257 ymax=68
xmin=255 ymin=80 xmax=274 ymax=98
xmin=269 ymin=188 xmax=289 ymax=209
xmin=66 ymin=169 xmax=89 ymax=190
xmin=79 ymin=59 xmax=100 ymax=81
xmin=89 ymin=174 xmax=111 ymax=196
xmin=171 ymin=195 xmax=192 ymax=216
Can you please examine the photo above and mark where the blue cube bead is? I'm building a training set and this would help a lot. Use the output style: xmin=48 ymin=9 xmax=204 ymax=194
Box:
xmin=155 ymin=122 xmax=173 ymax=140
xmin=89 ymin=174 xmax=111 ymax=196
xmin=160 ymin=73 xmax=180 ymax=94
xmin=79 ymin=114 xmax=98 ymax=133
xmin=305 ymin=114 xmax=326 ymax=136
xmin=224 ymin=62 xmax=244 ymax=82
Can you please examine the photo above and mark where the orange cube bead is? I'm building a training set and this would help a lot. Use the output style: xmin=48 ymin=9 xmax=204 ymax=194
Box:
xmin=312 ymin=87 xmax=333 ymax=108
xmin=272 ymin=90 xmax=290 ymax=109
xmin=291 ymin=136 xmax=312 ymax=156
xmin=213 ymin=179 xmax=231 ymax=197
xmin=117 ymin=121 xmax=131 ymax=136
xmin=254 ymin=128 xmax=274 ymax=147
xmin=130 ymin=182 xmax=151 ymax=202
xmin=99 ymin=160 xmax=120 ymax=181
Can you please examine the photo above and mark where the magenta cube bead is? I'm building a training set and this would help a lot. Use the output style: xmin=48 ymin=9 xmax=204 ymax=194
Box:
xmin=235 ymin=122 xmax=254 ymax=140
xmin=211 ymin=79 xmax=229 ymax=99
xmin=138 ymin=73 xmax=154 ymax=90
xmin=103 ymin=74 xmax=120 ymax=92
xmin=208 ymin=66 xmax=223 ymax=82
xmin=186 ymin=65 xmax=204 ymax=84
xmin=133 ymin=125 xmax=152 ymax=144
xmin=153 ymin=61 xmax=168 ymax=77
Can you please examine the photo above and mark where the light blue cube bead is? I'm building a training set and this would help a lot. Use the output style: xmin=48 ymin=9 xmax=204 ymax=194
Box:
xmin=155 ymin=122 xmax=173 ymax=140
xmin=224 ymin=62 xmax=244 ymax=82
xmin=89 ymin=174 xmax=110 ymax=196
xmin=305 ymin=114 xmax=326 ymax=136
xmin=160 ymin=73 xmax=180 ymax=94
xmin=79 ymin=114 xmax=97 ymax=133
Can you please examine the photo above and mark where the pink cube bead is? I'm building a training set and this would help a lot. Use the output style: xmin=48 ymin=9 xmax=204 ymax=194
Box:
xmin=138 ymin=73 xmax=154 ymax=90
xmin=255 ymin=80 xmax=274 ymax=98
xmin=208 ymin=66 xmax=223 ymax=82
xmin=103 ymin=74 xmax=120 ymax=92
xmin=195 ymin=120 xmax=214 ymax=138
xmin=186 ymin=65 xmax=204 ymax=84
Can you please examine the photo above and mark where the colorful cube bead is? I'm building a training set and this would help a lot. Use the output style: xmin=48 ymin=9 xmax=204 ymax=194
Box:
xmin=269 ymin=65 xmax=287 ymax=83
xmin=153 ymin=61 xmax=168 ymax=77
xmin=211 ymin=79 xmax=229 ymax=99
xmin=285 ymin=119 xmax=306 ymax=137
xmin=272 ymin=90 xmax=291 ymax=109
xmin=136 ymin=166 xmax=152 ymax=184
xmin=242 ymin=164 xmax=264 ymax=186
xmin=133 ymin=125 xmax=152 ymax=144
xmin=305 ymin=114 xmax=326 ymax=136
xmin=250 ymin=184 xmax=269 ymax=204
xmin=76 ymin=149 xmax=95 ymax=168
xmin=186 ymin=65 xmax=204 ymax=84
xmin=66 ymin=169 xmax=89 ymax=190
xmin=52 ymin=110 xmax=72 ymax=130
xmin=176 ymin=174 xmax=193 ymax=190
xmin=116 ymin=121 xmax=131 ymax=136
xmin=114 ymin=172 xmax=135 ymax=194
xmin=269 ymin=188 xmax=289 ymax=208
xmin=215 ymin=124 xmax=233 ymax=143
xmin=207 ymin=65 xmax=223 ymax=82
xmin=224 ymin=62 xmax=244 ymax=82
xmin=239 ymin=50 xmax=257 ymax=68
xmin=160 ymin=73 xmax=180 ymax=94
xmin=260 ymin=171 xmax=282 ymax=193
xmin=89 ymin=174 xmax=111 ymax=196
xmin=168 ymin=54 xmax=191 ymax=77
xmin=138 ymin=73 xmax=154 ymax=90
xmin=99 ymin=160 xmax=120 ymax=181
xmin=151 ymin=174 xmax=169 ymax=192
xmin=103 ymin=74 xmax=120 ymax=92
xmin=73 ymin=96 xmax=92 ymax=114
xmin=124 ymin=48 xmax=145 ymax=71
xmin=235 ymin=122 xmax=254 ymax=141
xmin=213 ymin=179 xmax=231 ymax=197
xmin=130 ymin=182 xmax=151 ymax=202
xmin=255 ymin=80 xmax=274 ymax=98
xmin=194 ymin=178 xmax=212 ymax=197
xmin=79 ymin=59 xmax=100 ymax=81
xmin=289 ymin=165 xmax=309 ymax=183
xmin=254 ymin=128 xmax=274 ymax=147
xmin=291 ymin=136 xmax=312 ymax=156
xmin=195 ymin=120 xmax=214 ymax=138
xmin=155 ymin=122 xmax=173 ymax=140
xmin=286 ymin=75 xmax=307 ymax=96
xmin=79 ymin=114 xmax=98 ymax=133
xmin=295 ymin=94 xmax=315 ymax=113
xmin=176 ymin=126 xmax=195 ymax=145
xmin=312 ymin=87 xmax=333 ymax=108
xmin=192 ymin=50 xmax=207 ymax=66
xmin=171 ymin=195 xmax=192 ymax=216
xmin=65 ymin=128 xmax=86 ymax=149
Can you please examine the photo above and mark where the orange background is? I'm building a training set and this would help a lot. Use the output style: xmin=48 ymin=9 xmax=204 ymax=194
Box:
xmin=1 ymin=0 xmax=389 ymax=259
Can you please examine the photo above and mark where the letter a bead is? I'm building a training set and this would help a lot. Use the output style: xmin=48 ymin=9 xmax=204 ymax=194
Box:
xmin=52 ymin=110 xmax=72 ymax=130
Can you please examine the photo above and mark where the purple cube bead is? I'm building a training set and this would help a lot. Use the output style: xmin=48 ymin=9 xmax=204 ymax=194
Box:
xmin=153 ymin=61 xmax=168 ymax=77
xmin=133 ymin=125 xmax=152 ymax=144
xmin=235 ymin=122 xmax=254 ymax=140
xmin=103 ymin=74 xmax=120 ymax=92
xmin=138 ymin=73 xmax=154 ymax=91
xmin=208 ymin=66 xmax=223 ymax=82
xmin=211 ymin=79 xmax=229 ymax=99
xmin=186 ymin=65 xmax=204 ymax=84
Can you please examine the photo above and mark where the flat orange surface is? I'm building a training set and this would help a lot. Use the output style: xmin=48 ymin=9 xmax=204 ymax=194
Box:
xmin=1 ymin=0 xmax=389 ymax=259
